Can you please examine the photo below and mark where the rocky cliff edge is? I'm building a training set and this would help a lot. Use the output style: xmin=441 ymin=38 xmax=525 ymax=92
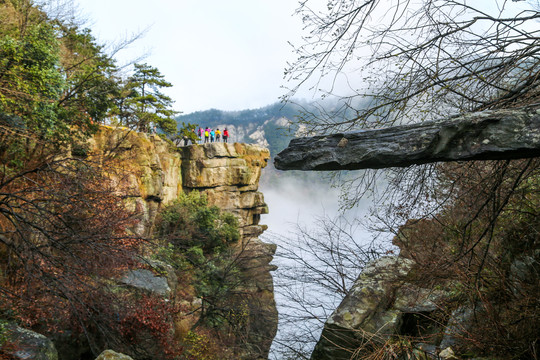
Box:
xmin=89 ymin=127 xmax=277 ymax=359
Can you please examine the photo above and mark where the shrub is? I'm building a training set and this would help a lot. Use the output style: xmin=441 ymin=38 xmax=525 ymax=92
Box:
xmin=155 ymin=191 xmax=240 ymax=254
xmin=154 ymin=191 xmax=244 ymax=329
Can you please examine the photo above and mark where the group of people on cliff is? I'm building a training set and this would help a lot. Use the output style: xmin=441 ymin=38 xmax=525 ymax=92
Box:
xmin=197 ymin=127 xmax=230 ymax=144
xmin=178 ymin=126 xmax=231 ymax=147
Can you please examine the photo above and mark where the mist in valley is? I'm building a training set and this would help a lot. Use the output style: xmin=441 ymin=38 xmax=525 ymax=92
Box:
xmin=259 ymin=167 xmax=392 ymax=358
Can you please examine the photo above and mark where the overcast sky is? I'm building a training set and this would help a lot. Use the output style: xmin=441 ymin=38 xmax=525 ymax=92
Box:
xmin=75 ymin=0 xmax=306 ymax=114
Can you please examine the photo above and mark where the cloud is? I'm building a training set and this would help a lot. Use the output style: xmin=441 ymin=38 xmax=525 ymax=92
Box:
xmin=77 ymin=0 xmax=303 ymax=113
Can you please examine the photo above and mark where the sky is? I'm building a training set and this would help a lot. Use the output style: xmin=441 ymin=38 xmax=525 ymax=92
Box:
xmin=74 ymin=0 xmax=306 ymax=114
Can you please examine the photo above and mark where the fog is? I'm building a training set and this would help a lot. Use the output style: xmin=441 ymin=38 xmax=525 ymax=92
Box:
xmin=259 ymin=169 xmax=391 ymax=358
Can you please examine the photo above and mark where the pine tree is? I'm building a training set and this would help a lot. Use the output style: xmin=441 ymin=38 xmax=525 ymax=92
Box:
xmin=122 ymin=63 xmax=178 ymax=135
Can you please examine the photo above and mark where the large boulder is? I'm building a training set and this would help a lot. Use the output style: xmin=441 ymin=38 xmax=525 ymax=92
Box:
xmin=3 ymin=324 xmax=58 ymax=360
xmin=311 ymin=257 xmax=415 ymax=360
xmin=310 ymin=255 xmax=480 ymax=360
xmin=120 ymin=259 xmax=178 ymax=298
xmin=120 ymin=269 xmax=172 ymax=297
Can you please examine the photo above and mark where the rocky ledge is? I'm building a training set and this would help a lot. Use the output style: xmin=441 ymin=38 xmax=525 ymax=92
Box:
xmin=275 ymin=106 xmax=540 ymax=170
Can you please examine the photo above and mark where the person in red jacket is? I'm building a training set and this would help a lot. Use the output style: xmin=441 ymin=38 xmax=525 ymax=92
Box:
xmin=223 ymin=128 xmax=229 ymax=143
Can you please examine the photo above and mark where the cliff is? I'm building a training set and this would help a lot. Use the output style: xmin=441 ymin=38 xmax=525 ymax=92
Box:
xmin=89 ymin=128 xmax=270 ymax=238
xmin=89 ymin=128 xmax=277 ymax=359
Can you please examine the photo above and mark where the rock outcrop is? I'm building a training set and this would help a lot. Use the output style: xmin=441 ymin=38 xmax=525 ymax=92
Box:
xmin=3 ymin=324 xmax=59 ymax=360
xmin=275 ymin=107 xmax=540 ymax=170
xmin=309 ymin=222 xmax=540 ymax=360
xmin=87 ymin=128 xmax=276 ymax=359
xmin=179 ymin=141 xmax=276 ymax=359
xmin=90 ymin=128 xmax=271 ymax=240
xmin=310 ymin=255 xmax=475 ymax=360
xmin=310 ymin=257 xmax=415 ymax=360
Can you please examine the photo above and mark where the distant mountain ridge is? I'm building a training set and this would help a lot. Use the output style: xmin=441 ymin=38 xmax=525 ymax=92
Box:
xmin=176 ymin=102 xmax=304 ymax=158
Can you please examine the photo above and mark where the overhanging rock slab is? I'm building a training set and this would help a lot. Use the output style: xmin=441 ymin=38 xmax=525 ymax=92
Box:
xmin=274 ymin=107 xmax=540 ymax=171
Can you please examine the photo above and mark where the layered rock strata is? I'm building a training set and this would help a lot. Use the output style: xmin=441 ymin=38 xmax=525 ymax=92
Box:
xmin=179 ymin=142 xmax=276 ymax=359
xmin=180 ymin=142 xmax=270 ymax=238
xmin=89 ymin=127 xmax=276 ymax=359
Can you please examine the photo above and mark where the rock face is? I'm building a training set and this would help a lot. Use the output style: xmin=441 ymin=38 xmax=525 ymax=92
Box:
xmin=90 ymin=129 xmax=184 ymax=236
xmin=179 ymin=141 xmax=277 ymax=359
xmin=180 ymin=142 xmax=270 ymax=237
xmin=275 ymin=107 xmax=540 ymax=170
xmin=310 ymin=255 xmax=469 ymax=360
xmin=310 ymin=237 xmax=529 ymax=360
xmin=4 ymin=324 xmax=59 ymax=360
xmin=88 ymin=128 xmax=276 ymax=359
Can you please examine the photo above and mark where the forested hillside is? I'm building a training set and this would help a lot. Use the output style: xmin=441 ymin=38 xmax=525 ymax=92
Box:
xmin=177 ymin=102 xmax=299 ymax=128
